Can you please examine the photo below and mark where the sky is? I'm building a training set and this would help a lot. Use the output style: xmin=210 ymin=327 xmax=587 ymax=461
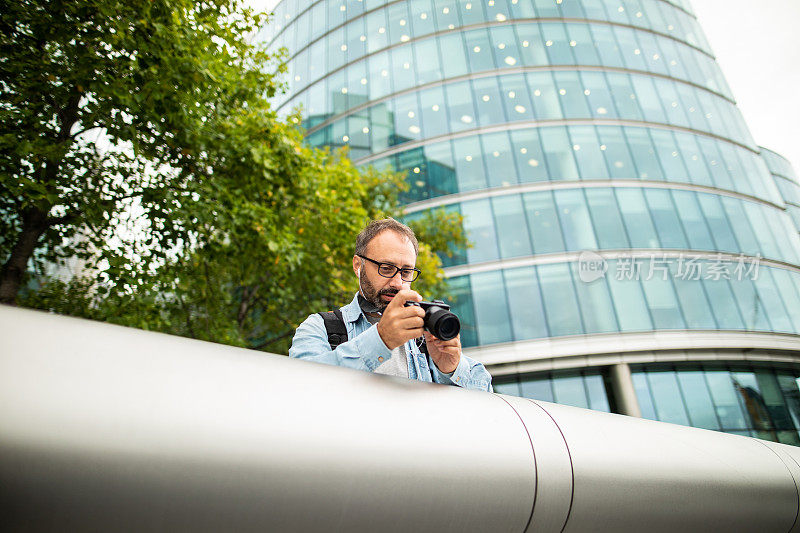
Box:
xmin=692 ymin=0 xmax=800 ymax=173
xmin=251 ymin=0 xmax=800 ymax=173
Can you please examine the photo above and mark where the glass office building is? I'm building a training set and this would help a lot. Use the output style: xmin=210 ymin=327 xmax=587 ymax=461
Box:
xmin=261 ymin=0 xmax=800 ymax=445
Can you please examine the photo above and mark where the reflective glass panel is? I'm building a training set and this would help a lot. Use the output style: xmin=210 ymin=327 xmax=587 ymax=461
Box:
xmin=554 ymin=188 xmax=598 ymax=250
xmin=676 ymin=371 xmax=721 ymax=430
xmin=647 ymin=371 xmax=691 ymax=425
xmin=538 ymin=263 xmax=583 ymax=337
xmin=461 ymin=199 xmax=499 ymax=263
xmin=520 ymin=378 xmax=554 ymax=402
xmin=616 ymin=188 xmax=659 ymax=248
xmin=585 ymin=188 xmax=630 ymax=249
xmin=569 ymin=126 xmax=609 ymax=179
xmin=504 ymin=267 xmax=549 ymax=341
xmin=552 ymin=373 xmax=590 ymax=408
xmin=471 ymin=270 xmax=513 ymax=345
xmin=644 ymin=188 xmax=688 ymax=249
xmin=606 ymin=260 xmax=653 ymax=331
xmin=705 ymin=370 xmax=749 ymax=430
xmin=571 ymin=263 xmax=619 ymax=334
xmin=523 ymin=191 xmax=566 ymax=254
xmin=669 ymin=262 xmax=717 ymax=329
xmin=452 ymin=136 xmax=486 ymax=191
xmin=640 ymin=274 xmax=685 ymax=329
xmin=491 ymin=195 xmax=532 ymax=258
xmin=510 ymin=129 xmax=549 ymax=183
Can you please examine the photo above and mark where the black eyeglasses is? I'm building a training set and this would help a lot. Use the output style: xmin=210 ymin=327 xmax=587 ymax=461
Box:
xmin=357 ymin=254 xmax=421 ymax=282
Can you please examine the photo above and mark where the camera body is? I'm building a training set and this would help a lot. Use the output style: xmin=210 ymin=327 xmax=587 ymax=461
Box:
xmin=404 ymin=299 xmax=461 ymax=341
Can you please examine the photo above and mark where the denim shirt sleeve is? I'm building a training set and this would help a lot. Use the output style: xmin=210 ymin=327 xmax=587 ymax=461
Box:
xmin=289 ymin=313 xmax=391 ymax=372
xmin=430 ymin=354 xmax=494 ymax=392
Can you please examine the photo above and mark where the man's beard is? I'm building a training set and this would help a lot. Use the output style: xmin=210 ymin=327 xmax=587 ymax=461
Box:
xmin=359 ymin=269 xmax=398 ymax=312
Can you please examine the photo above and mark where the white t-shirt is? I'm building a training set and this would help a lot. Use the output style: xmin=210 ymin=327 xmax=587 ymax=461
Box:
xmin=367 ymin=314 xmax=409 ymax=378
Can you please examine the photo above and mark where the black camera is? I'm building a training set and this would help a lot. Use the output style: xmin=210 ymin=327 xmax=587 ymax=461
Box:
xmin=404 ymin=300 xmax=461 ymax=341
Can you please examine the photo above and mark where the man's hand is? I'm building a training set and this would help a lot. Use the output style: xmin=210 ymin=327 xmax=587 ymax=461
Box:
xmin=376 ymin=289 xmax=424 ymax=350
xmin=424 ymin=331 xmax=461 ymax=374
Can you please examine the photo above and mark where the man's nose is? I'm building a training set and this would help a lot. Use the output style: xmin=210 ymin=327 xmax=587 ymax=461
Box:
xmin=389 ymin=273 xmax=405 ymax=290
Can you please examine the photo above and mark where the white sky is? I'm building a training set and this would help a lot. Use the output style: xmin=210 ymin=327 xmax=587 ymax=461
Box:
xmin=252 ymin=0 xmax=800 ymax=172
xmin=692 ymin=0 xmax=800 ymax=173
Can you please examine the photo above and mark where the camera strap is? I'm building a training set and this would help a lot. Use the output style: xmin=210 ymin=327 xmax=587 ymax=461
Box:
xmin=318 ymin=309 xmax=347 ymax=350
xmin=319 ymin=296 xmax=380 ymax=350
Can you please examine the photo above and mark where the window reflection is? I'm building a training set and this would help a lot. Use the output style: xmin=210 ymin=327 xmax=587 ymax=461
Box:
xmin=374 ymin=135 xmax=794 ymax=263
xmin=586 ymin=188 xmax=630 ymax=249
xmin=538 ymin=262 xmax=584 ymax=337
xmin=499 ymin=75 xmax=534 ymax=123
xmin=644 ymin=188 xmax=688 ymax=249
xmin=510 ymin=129 xmax=549 ymax=183
xmin=464 ymin=28 xmax=494 ymax=72
xmin=541 ymin=127 xmax=579 ymax=180
xmin=481 ymin=132 xmax=517 ymax=188
xmin=269 ymin=0 xmax=713 ymax=94
xmin=489 ymin=26 xmax=520 ymax=68
xmin=503 ymin=267 xmax=549 ymax=340
xmin=305 ymin=68 xmax=751 ymax=169
xmin=449 ymin=260 xmax=800 ymax=346
xmin=444 ymin=81 xmax=475 ymax=133
xmin=571 ymin=261 xmax=619 ymax=334
xmin=633 ymin=364 xmax=800 ymax=445
xmin=647 ymin=371 xmax=691 ymax=424
xmin=523 ymin=190 xmax=565 ymax=254
xmin=471 ymin=270 xmax=513 ymax=344
xmin=554 ymin=188 xmax=598 ymax=250
xmin=461 ymin=199 xmax=499 ymax=263
xmin=414 ymin=38 xmax=442 ymax=86
xmin=494 ymin=369 xmax=611 ymax=412
xmin=640 ymin=274 xmax=685 ymax=329
xmin=669 ymin=262 xmax=717 ymax=329
xmin=472 ymin=77 xmax=505 ymax=127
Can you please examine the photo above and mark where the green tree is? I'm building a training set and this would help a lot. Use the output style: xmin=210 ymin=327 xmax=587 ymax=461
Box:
xmin=5 ymin=0 xmax=466 ymax=352
xmin=20 ymin=125 xmax=465 ymax=353
xmin=1 ymin=0 xmax=279 ymax=303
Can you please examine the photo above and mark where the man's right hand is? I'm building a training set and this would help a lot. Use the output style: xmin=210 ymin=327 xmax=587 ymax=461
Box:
xmin=376 ymin=289 xmax=425 ymax=350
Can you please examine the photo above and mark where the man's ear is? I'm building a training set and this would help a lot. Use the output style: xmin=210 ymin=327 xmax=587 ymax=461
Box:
xmin=352 ymin=255 xmax=360 ymax=277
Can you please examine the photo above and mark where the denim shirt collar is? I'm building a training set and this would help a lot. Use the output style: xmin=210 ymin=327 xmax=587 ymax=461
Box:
xmin=341 ymin=292 xmax=369 ymax=324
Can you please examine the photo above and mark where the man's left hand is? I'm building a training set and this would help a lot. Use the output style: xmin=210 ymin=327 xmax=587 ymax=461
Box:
xmin=424 ymin=332 xmax=461 ymax=374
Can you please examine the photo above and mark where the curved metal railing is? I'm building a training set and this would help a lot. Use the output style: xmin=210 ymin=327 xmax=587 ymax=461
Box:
xmin=1 ymin=305 xmax=799 ymax=532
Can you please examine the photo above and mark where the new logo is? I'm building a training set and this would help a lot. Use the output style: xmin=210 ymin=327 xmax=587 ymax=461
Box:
xmin=578 ymin=250 xmax=608 ymax=282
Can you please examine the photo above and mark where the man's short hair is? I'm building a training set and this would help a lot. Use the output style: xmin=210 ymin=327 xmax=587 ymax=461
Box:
xmin=355 ymin=218 xmax=419 ymax=257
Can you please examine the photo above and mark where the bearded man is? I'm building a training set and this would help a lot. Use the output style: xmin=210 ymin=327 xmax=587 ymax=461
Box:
xmin=289 ymin=218 xmax=492 ymax=391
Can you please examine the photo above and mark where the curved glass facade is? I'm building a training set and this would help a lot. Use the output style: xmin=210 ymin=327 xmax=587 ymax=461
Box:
xmin=631 ymin=363 xmax=800 ymax=444
xmin=447 ymin=260 xmax=800 ymax=346
xmin=762 ymin=147 xmax=800 ymax=234
xmin=494 ymin=368 xmax=612 ymax=411
xmin=378 ymin=125 xmax=779 ymax=205
xmin=310 ymin=69 xmax=756 ymax=169
xmin=282 ymin=21 xmax=731 ymax=123
xmin=425 ymin=187 xmax=800 ymax=267
xmin=495 ymin=361 xmax=800 ymax=445
xmin=264 ymin=0 xmax=800 ymax=444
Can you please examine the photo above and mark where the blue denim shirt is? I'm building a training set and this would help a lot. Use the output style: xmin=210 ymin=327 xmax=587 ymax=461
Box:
xmin=289 ymin=294 xmax=493 ymax=392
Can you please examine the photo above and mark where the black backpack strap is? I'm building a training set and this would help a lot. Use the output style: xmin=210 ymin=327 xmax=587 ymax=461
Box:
xmin=318 ymin=309 xmax=347 ymax=350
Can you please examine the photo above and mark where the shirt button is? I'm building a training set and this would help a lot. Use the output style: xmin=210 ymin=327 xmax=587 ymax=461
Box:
xmin=456 ymin=377 xmax=461 ymax=382
xmin=378 ymin=357 xmax=384 ymax=363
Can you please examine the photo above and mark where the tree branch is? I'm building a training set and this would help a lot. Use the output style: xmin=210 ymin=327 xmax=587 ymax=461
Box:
xmin=236 ymin=283 xmax=259 ymax=329
xmin=46 ymin=212 xmax=80 ymax=227
xmin=252 ymin=329 xmax=295 ymax=351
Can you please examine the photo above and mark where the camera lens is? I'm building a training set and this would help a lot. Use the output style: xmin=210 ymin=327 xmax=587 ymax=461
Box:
xmin=426 ymin=306 xmax=460 ymax=341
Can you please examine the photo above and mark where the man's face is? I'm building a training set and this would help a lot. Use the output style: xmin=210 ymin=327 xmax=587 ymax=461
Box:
xmin=353 ymin=230 xmax=417 ymax=311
